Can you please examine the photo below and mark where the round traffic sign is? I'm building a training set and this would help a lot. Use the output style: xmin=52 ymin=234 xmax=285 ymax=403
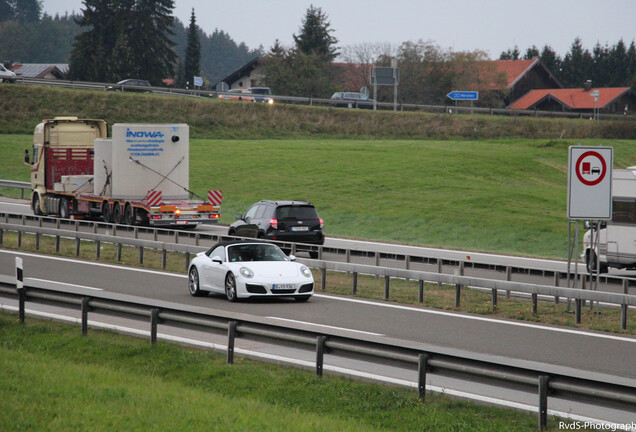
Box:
xmin=575 ymin=151 xmax=607 ymax=186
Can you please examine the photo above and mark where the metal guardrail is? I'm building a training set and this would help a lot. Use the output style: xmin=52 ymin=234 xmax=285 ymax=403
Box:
xmin=1 ymin=220 xmax=635 ymax=330
xmin=9 ymin=77 xmax=636 ymax=121
xmin=0 ymin=180 xmax=30 ymax=199
xmin=0 ymin=272 xmax=634 ymax=430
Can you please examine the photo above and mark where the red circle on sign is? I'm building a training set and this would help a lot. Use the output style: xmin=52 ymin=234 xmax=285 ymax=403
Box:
xmin=575 ymin=151 xmax=607 ymax=186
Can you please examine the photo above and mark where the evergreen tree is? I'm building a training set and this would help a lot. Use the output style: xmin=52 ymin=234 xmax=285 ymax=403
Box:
xmin=12 ymin=0 xmax=41 ymax=22
xmin=183 ymin=8 xmax=200 ymax=87
xmin=499 ymin=45 xmax=520 ymax=60
xmin=0 ymin=0 xmax=13 ymax=21
xmin=560 ymin=37 xmax=593 ymax=87
xmin=523 ymin=45 xmax=539 ymax=59
xmin=539 ymin=45 xmax=562 ymax=81
xmin=293 ymin=5 xmax=338 ymax=61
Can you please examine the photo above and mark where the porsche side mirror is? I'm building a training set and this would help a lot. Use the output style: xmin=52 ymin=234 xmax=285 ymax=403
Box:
xmin=211 ymin=256 xmax=223 ymax=264
xmin=288 ymin=254 xmax=296 ymax=261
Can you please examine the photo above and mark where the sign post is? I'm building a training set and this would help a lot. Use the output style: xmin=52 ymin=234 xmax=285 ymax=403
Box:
xmin=566 ymin=146 xmax=613 ymax=299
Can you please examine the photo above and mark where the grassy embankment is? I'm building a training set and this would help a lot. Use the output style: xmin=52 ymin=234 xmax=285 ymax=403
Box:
xmin=0 ymin=312 xmax=570 ymax=432
xmin=3 ymin=133 xmax=636 ymax=258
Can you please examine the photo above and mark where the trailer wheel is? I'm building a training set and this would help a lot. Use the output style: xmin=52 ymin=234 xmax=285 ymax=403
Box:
xmin=124 ymin=204 xmax=135 ymax=226
xmin=59 ymin=197 xmax=70 ymax=219
xmin=102 ymin=202 xmax=112 ymax=223
xmin=113 ymin=203 xmax=122 ymax=224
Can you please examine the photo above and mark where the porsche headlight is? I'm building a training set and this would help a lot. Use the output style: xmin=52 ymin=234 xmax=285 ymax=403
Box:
xmin=300 ymin=266 xmax=312 ymax=278
xmin=239 ymin=266 xmax=254 ymax=279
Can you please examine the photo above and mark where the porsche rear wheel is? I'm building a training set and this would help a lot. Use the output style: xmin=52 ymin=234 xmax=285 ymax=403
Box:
xmin=188 ymin=267 xmax=208 ymax=297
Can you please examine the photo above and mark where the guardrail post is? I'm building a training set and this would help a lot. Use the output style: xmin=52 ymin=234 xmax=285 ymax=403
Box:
xmin=346 ymin=248 xmax=350 ymax=263
xmin=17 ymin=230 xmax=22 ymax=247
xmin=538 ymin=375 xmax=551 ymax=431
xmin=375 ymin=251 xmax=380 ymax=267
xmin=506 ymin=266 xmax=512 ymax=298
xmin=0 ymin=227 xmax=3 ymax=245
xmin=384 ymin=275 xmax=390 ymax=300
xmin=117 ymin=243 xmax=122 ymax=261
xmin=532 ymin=293 xmax=538 ymax=315
xmin=291 ymin=243 xmax=296 ymax=256
xmin=16 ymin=257 xmax=25 ymax=323
xmin=623 ymin=279 xmax=629 ymax=295
xmin=139 ymin=246 xmax=144 ymax=265
xmin=418 ymin=280 xmax=424 ymax=303
xmin=174 ymin=231 xmax=179 ymax=244
xmin=81 ymin=297 xmax=90 ymax=335
xmin=75 ymin=237 xmax=80 ymax=256
xmin=492 ymin=289 xmax=498 ymax=310
xmin=352 ymin=272 xmax=357 ymax=295
xmin=35 ymin=232 xmax=40 ymax=250
xmin=55 ymin=235 xmax=60 ymax=252
xmin=316 ymin=336 xmax=326 ymax=377
xmin=405 ymin=255 xmax=410 ymax=270
xmin=96 ymin=240 xmax=100 ymax=259
xmin=621 ymin=304 xmax=628 ymax=330
xmin=321 ymin=268 xmax=326 ymax=291
xmin=185 ymin=252 xmax=190 ymax=271
xmin=553 ymin=272 xmax=560 ymax=304
xmin=150 ymin=309 xmax=159 ymax=345
xmin=437 ymin=259 xmax=443 ymax=287
xmin=575 ymin=299 xmax=582 ymax=324
xmin=418 ymin=353 xmax=430 ymax=401
xmin=162 ymin=249 xmax=167 ymax=269
xmin=227 ymin=321 xmax=237 ymax=364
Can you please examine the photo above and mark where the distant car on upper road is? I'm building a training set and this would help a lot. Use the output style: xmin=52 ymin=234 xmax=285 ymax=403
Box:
xmin=106 ymin=79 xmax=152 ymax=92
xmin=331 ymin=91 xmax=374 ymax=109
xmin=218 ymin=88 xmax=254 ymax=102
xmin=188 ymin=240 xmax=314 ymax=302
xmin=229 ymin=200 xmax=324 ymax=258
xmin=246 ymin=87 xmax=273 ymax=104
xmin=0 ymin=64 xmax=16 ymax=83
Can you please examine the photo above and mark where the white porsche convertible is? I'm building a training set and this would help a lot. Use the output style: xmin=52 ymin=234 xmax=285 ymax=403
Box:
xmin=188 ymin=241 xmax=314 ymax=302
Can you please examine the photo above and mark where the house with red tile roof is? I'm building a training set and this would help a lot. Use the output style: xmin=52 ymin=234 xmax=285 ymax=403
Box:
xmin=471 ymin=58 xmax=562 ymax=104
xmin=508 ymin=87 xmax=635 ymax=115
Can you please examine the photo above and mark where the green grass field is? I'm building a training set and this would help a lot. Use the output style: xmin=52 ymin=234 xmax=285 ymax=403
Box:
xmin=3 ymin=135 xmax=636 ymax=258
xmin=0 ymin=312 xmax=555 ymax=432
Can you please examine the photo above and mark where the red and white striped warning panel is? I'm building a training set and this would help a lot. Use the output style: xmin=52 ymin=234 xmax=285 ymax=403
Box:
xmin=208 ymin=190 xmax=223 ymax=205
xmin=146 ymin=190 xmax=162 ymax=207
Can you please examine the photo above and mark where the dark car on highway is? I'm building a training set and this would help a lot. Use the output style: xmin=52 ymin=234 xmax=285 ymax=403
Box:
xmin=331 ymin=91 xmax=374 ymax=109
xmin=106 ymin=79 xmax=152 ymax=92
xmin=228 ymin=200 xmax=324 ymax=258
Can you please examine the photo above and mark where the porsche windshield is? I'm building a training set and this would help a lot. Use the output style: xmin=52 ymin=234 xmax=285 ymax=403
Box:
xmin=227 ymin=244 xmax=287 ymax=262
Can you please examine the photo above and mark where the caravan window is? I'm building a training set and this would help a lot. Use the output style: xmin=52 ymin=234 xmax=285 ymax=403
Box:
xmin=611 ymin=199 xmax=636 ymax=224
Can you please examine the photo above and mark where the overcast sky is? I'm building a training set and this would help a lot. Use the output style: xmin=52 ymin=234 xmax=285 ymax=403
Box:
xmin=43 ymin=0 xmax=635 ymax=59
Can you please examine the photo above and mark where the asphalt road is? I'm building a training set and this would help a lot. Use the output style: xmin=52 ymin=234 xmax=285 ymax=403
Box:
xmin=1 ymin=248 xmax=634 ymax=382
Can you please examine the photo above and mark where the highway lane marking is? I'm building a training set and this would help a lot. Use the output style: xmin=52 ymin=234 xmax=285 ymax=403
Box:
xmin=314 ymin=294 xmax=636 ymax=344
xmin=0 ymin=250 xmax=184 ymax=278
xmin=0 ymin=302 xmax=621 ymax=426
xmin=29 ymin=278 xmax=103 ymax=291
xmin=3 ymin=202 xmax=30 ymax=207
xmin=266 ymin=316 xmax=385 ymax=337
xmin=2 ymin=250 xmax=635 ymax=344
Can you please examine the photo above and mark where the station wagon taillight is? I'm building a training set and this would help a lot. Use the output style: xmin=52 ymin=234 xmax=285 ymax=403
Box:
xmin=319 ymin=218 xmax=324 ymax=228
xmin=270 ymin=218 xmax=278 ymax=229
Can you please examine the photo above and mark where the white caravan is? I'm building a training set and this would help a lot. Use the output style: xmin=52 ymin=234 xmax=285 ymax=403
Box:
xmin=583 ymin=168 xmax=636 ymax=273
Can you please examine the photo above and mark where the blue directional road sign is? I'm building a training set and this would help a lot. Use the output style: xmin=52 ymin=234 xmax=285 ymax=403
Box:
xmin=447 ymin=91 xmax=479 ymax=101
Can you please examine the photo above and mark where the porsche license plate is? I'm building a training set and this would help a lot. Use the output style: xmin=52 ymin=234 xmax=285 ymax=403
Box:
xmin=272 ymin=284 xmax=294 ymax=290
xmin=291 ymin=226 xmax=309 ymax=231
